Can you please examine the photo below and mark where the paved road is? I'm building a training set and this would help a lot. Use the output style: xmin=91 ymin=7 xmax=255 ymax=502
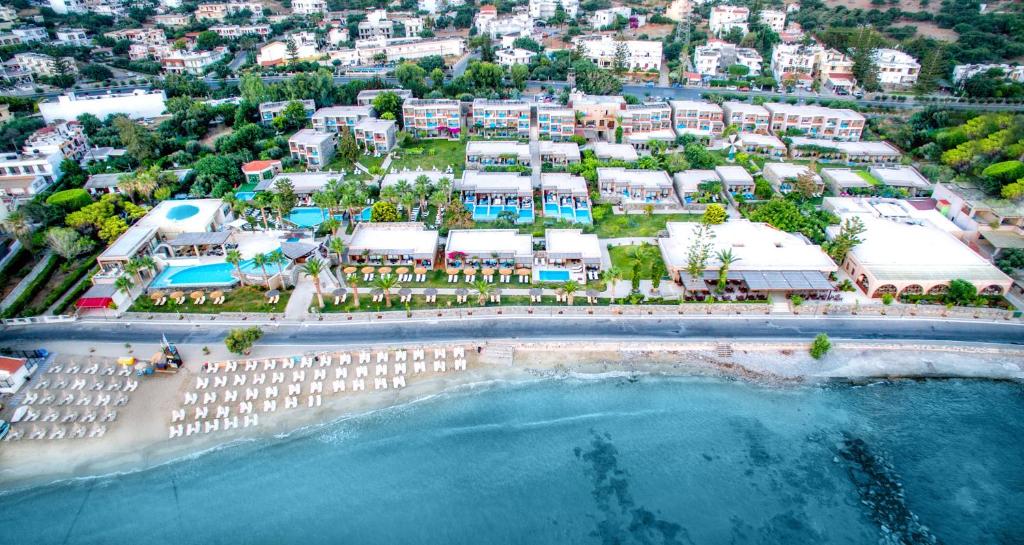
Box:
xmin=3 ymin=317 xmax=1022 ymax=347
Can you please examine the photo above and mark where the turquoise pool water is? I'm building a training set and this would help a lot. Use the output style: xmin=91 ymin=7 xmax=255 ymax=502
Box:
xmin=166 ymin=204 xmax=199 ymax=221
xmin=1 ymin=378 xmax=1022 ymax=544
xmin=150 ymin=253 xmax=277 ymax=288
xmin=537 ymin=269 xmax=571 ymax=282
xmin=286 ymin=207 xmax=341 ymax=228
xmin=471 ymin=204 xmax=534 ymax=224
xmin=235 ymin=191 xmax=255 ymax=201
xmin=543 ymin=203 xmax=592 ymax=224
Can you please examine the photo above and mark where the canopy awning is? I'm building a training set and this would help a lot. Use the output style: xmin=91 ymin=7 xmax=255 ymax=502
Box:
xmin=168 ymin=231 xmax=233 ymax=247
xmin=979 ymin=230 xmax=1024 ymax=250
xmin=76 ymin=297 xmax=112 ymax=309
xmin=740 ymin=270 xmax=833 ymax=291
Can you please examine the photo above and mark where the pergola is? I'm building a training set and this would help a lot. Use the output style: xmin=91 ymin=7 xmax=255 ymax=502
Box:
xmin=167 ymin=232 xmax=233 ymax=257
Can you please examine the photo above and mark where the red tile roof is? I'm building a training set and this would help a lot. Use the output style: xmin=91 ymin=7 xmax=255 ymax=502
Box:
xmin=241 ymin=160 xmax=281 ymax=173
xmin=0 ymin=356 xmax=26 ymax=374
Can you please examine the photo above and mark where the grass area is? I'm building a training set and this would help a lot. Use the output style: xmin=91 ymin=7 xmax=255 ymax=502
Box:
xmin=388 ymin=140 xmax=466 ymax=176
xmin=128 ymin=286 xmax=292 ymax=314
xmin=235 ymin=182 xmax=257 ymax=193
xmin=320 ymin=293 xmax=606 ymax=313
xmin=856 ymin=170 xmax=881 ymax=185
xmin=608 ymin=244 xmax=665 ymax=280
xmin=590 ymin=204 xmax=700 ymax=238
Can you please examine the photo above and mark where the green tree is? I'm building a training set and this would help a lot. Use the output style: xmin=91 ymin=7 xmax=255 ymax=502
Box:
xmin=473 ymin=279 xmax=493 ymax=306
xmin=286 ymin=38 xmax=299 ymax=61
xmin=824 ymin=216 xmax=866 ymax=263
xmin=252 ymin=253 xmax=271 ymax=288
xmin=611 ymin=41 xmax=629 ymax=75
xmin=395 ymin=62 xmax=428 ymax=95
xmin=2 ymin=211 xmax=32 ymax=250
xmin=371 ymin=91 xmax=404 ymax=123
xmin=303 ymin=257 xmax=326 ymax=308
xmin=601 ymin=266 xmax=622 ymax=303
xmin=561 ymin=280 xmax=579 ymax=305
xmin=510 ymin=63 xmax=529 ymax=91
xmin=338 ymin=127 xmax=360 ymax=161
xmin=685 ymin=223 xmax=715 ymax=281
xmin=373 ymin=273 xmax=399 ymax=307
xmin=701 ymin=203 xmax=728 ymax=225
xmin=370 ymin=201 xmax=400 ymax=222
xmin=45 ymin=227 xmax=94 ymax=260
xmin=272 ymin=178 xmax=298 ymax=223
xmin=195 ymin=30 xmax=223 ymax=51
xmin=850 ymin=27 xmax=880 ymax=92
xmin=271 ymin=101 xmax=310 ymax=133
xmin=946 ymin=279 xmax=977 ymax=306
xmin=80 ymin=64 xmax=113 ymax=82
xmin=225 ymin=327 xmax=263 ymax=355
xmin=809 ymin=333 xmax=831 ymax=359
xmin=113 ymin=116 xmax=157 ymax=164
xmin=114 ymin=275 xmax=134 ymax=298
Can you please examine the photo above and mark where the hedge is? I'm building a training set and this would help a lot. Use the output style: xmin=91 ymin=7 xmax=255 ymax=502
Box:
xmin=55 ymin=274 xmax=95 ymax=316
xmin=45 ymin=188 xmax=93 ymax=212
xmin=27 ymin=260 xmax=98 ymax=316
xmin=1 ymin=254 xmax=60 ymax=319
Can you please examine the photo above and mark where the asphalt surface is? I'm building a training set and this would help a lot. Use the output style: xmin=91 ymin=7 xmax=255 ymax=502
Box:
xmin=2 ymin=316 xmax=1022 ymax=347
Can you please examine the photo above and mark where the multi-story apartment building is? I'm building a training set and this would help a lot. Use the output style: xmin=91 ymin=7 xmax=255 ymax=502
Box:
xmin=358 ymin=10 xmax=395 ymax=39
xmin=764 ymin=103 xmax=865 ymax=141
xmin=256 ymin=37 xmax=320 ymax=66
xmin=49 ymin=0 xmax=86 ymax=14
xmin=11 ymin=27 xmax=48 ymax=43
xmin=590 ymin=6 xmax=642 ymax=29
xmin=39 ymin=89 xmax=168 ymax=124
xmin=475 ymin=6 xmax=534 ymax=39
xmin=130 ymin=43 xmax=173 ymax=61
xmin=292 ymin=0 xmax=326 ymax=15
xmin=354 ymin=118 xmax=398 ymax=154
xmin=669 ymin=100 xmax=724 ymax=138
xmin=759 ymin=9 xmax=786 ymax=33
xmin=55 ymin=28 xmax=90 ymax=46
xmin=402 ymin=99 xmax=461 ymax=139
xmin=709 ymin=5 xmax=749 ymax=36
xmin=816 ymin=48 xmax=855 ymax=94
xmin=328 ymin=37 xmax=465 ymax=66
xmin=693 ymin=39 xmax=762 ymax=77
xmin=209 ymin=24 xmax=272 ymax=39
xmin=194 ymin=2 xmax=264 ymax=21
xmin=770 ymin=42 xmax=823 ymax=89
xmin=288 ymin=129 xmax=336 ymax=168
xmin=537 ymin=105 xmax=575 ymax=142
xmin=953 ymin=64 xmax=1024 ymax=85
xmin=161 ymin=47 xmax=228 ymax=75
xmin=872 ymin=48 xmax=920 ymax=89
xmin=529 ymin=0 xmax=578 ymax=20
xmin=153 ymin=14 xmax=191 ymax=27
xmin=620 ymin=102 xmax=672 ymax=136
xmin=311 ymin=105 xmax=374 ymax=133
xmin=573 ymin=34 xmax=662 ymax=72
xmin=569 ymin=91 xmax=624 ymax=142
xmin=13 ymin=53 xmax=78 ymax=77
xmin=665 ymin=0 xmax=690 ymax=22
xmin=22 ymin=121 xmax=88 ymax=161
xmin=722 ymin=102 xmax=770 ymax=134
xmin=105 ymin=27 xmax=167 ymax=46
xmin=356 ymin=88 xmax=413 ymax=106
xmin=259 ymin=100 xmax=316 ymax=124
xmin=470 ymin=99 xmax=531 ymax=138
xmin=0 ymin=149 xmax=65 ymax=206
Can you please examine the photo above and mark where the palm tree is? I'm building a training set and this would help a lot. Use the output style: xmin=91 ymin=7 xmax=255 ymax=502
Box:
xmin=269 ymin=251 xmax=288 ymax=288
xmin=252 ymin=192 xmax=273 ymax=229
xmin=328 ymin=237 xmax=345 ymax=265
xmin=715 ymin=248 xmax=740 ymax=293
xmin=601 ymin=266 xmax=622 ymax=303
xmin=114 ymin=275 xmax=134 ymax=297
xmin=413 ymin=175 xmax=432 ymax=212
xmin=473 ymin=279 xmax=493 ymax=306
xmin=373 ymin=273 xmax=399 ymax=307
xmin=2 ymin=210 xmax=32 ymax=250
xmin=341 ymin=180 xmax=368 ymax=224
xmin=125 ymin=255 xmax=157 ymax=283
xmin=303 ymin=257 xmax=326 ymax=308
xmin=252 ymin=253 xmax=271 ymax=288
xmin=311 ymin=190 xmax=335 ymax=224
xmin=436 ymin=177 xmax=453 ymax=205
xmin=348 ymin=274 xmax=361 ymax=309
xmin=399 ymin=186 xmax=417 ymax=221
xmin=561 ymin=280 xmax=579 ymax=306
xmin=226 ymin=249 xmax=246 ymax=287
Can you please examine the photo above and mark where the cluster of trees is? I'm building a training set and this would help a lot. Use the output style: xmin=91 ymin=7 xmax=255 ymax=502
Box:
xmin=935 ymin=113 xmax=1024 ymax=198
xmin=746 ymin=197 xmax=839 ymax=245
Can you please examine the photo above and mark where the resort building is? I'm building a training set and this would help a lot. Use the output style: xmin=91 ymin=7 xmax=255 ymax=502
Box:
xmin=787 ymin=137 xmax=901 ymax=163
xmin=824 ymin=197 xmax=1012 ymax=298
xmin=259 ymin=100 xmax=316 ymax=125
xmin=56 ymin=28 xmax=90 ymax=46
xmin=537 ymin=105 xmax=575 ymax=141
xmin=311 ymin=105 xmax=374 ymax=133
xmin=153 ymin=14 xmax=191 ymax=26
xmin=932 ymin=182 xmax=1024 ymax=260
xmin=161 ymin=47 xmax=228 ymax=75
xmin=256 ymin=38 xmax=320 ymax=66
xmin=709 ymin=5 xmax=749 ymax=36
xmin=465 ymin=141 xmax=531 ymax=170
xmin=658 ymin=220 xmax=838 ymax=298
xmin=733 ymin=133 xmax=787 ymax=157
xmin=872 ymin=48 xmax=920 ymax=89
xmin=402 ymin=98 xmax=461 ymax=139
xmin=345 ymin=222 xmax=439 ymax=267
xmin=288 ymin=129 xmax=337 ymax=168
xmin=496 ymin=48 xmax=536 ymax=67
xmin=573 ymin=34 xmax=662 ymax=72
xmin=822 ymin=169 xmax=875 ymax=197
xmin=241 ymin=160 xmax=282 ymax=186
xmin=538 ymin=229 xmax=601 ymax=281
xmin=665 ymin=0 xmax=691 ymax=22
xmin=84 ymin=169 xmax=192 ymax=196
xmin=715 ymin=165 xmax=755 ymax=200
xmin=620 ymin=101 xmax=672 ymax=138
xmin=444 ymin=229 xmax=533 ymax=268
xmin=868 ymin=166 xmax=933 ymax=197
xmin=475 ymin=7 xmax=534 ymax=39
xmin=762 ymin=162 xmax=824 ymax=196
xmin=673 ymin=169 xmax=721 ymax=211
xmin=764 ymin=103 xmax=865 ymax=141
xmin=12 ymin=53 xmax=78 ymax=77
xmin=327 ymin=36 xmax=465 ymax=66
xmin=357 ymin=10 xmax=397 ymax=39
xmin=0 ymin=356 xmax=39 ymax=395
xmin=591 ymin=142 xmax=639 ymax=162
xmin=722 ymin=102 xmax=770 ymax=134
xmin=470 ymin=99 xmax=532 ymax=139
xmin=455 ymin=171 xmax=535 ymax=224
xmin=597 ymin=167 xmax=677 ymax=209
xmin=356 ymin=88 xmax=413 ymax=106
xmin=0 ymin=148 xmax=66 ymax=205
xmin=353 ymin=118 xmax=398 ymax=154
xmin=693 ymin=40 xmax=762 ymax=77
xmin=570 ymin=92 xmax=625 ymax=142
xmin=538 ymin=141 xmax=582 ymax=166
xmin=22 ymin=121 xmax=88 ymax=161
xmin=670 ymin=100 xmax=724 ymax=138
xmin=529 ymin=0 xmax=579 ymax=20
xmin=540 ymin=173 xmax=591 ymax=224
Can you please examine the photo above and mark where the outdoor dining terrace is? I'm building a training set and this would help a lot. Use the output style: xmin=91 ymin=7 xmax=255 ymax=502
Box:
xmin=675 ymin=270 xmax=838 ymax=302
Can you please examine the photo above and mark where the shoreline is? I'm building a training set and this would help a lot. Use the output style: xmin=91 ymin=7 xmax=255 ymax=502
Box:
xmin=0 ymin=339 xmax=1021 ymax=491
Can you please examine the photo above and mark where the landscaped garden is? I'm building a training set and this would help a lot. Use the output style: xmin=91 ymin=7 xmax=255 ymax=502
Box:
xmin=129 ymin=286 xmax=292 ymax=314
xmin=608 ymin=244 xmax=667 ymax=280
xmin=590 ymin=204 xmax=700 ymax=238
xmin=387 ymin=139 xmax=467 ymax=176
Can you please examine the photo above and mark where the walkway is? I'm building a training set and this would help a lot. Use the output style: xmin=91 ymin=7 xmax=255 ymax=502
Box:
xmin=0 ymin=252 xmax=52 ymax=312
xmin=284 ymin=278 xmax=315 ymax=319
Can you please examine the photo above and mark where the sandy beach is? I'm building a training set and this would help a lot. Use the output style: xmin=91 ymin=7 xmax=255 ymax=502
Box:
xmin=0 ymin=338 xmax=1021 ymax=490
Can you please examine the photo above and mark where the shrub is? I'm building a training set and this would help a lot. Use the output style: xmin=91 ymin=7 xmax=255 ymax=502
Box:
xmin=701 ymin=203 xmax=727 ymax=225
xmin=790 ymin=294 xmax=803 ymax=307
xmin=225 ymin=327 xmax=263 ymax=355
xmin=946 ymin=279 xmax=977 ymax=306
xmin=881 ymin=293 xmax=894 ymax=305
xmin=45 ymin=188 xmax=92 ymax=212
xmin=809 ymin=333 xmax=831 ymax=360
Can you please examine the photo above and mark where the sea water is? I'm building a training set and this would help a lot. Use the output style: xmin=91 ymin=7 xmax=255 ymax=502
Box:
xmin=1 ymin=377 xmax=1022 ymax=545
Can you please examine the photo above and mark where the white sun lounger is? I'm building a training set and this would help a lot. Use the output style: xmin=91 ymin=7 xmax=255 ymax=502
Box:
xmin=287 ymin=384 xmax=301 ymax=396
xmin=454 ymin=347 xmax=465 ymax=358
xmin=310 ymin=382 xmax=323 ymax=394
xmin=253 ymin=373 xmax=266 ymax=385
xmin=395 ymin=350 xmax=407 ymax=362
xmin=185 ymin=423 xmax=201 ymax=436
xmin=292 ymin=370 xmax=305 ymax=383
xmin=246 ymin=388 xmax=259 ymax=401
xmin=335 ymin=367 xmax=348 ymax=380
xmin=264 ymin=386 xmax=278 ymax=398
xmin=224 ymin=416 xmax=239 ymax=430
xmin=224 ymin=390 xmax=238 ymax=403
xmin=195 ymin=406 xmax=208 ymax=420
xmin=283 ymin=358 xmax=295 ymax=369
xmin=172 ymin=409 xmax=185 ymax=423
xmin=216 ymin=406 xmax=230 ymax=419
xmin=393 ymin=362 xmax=406 ymax=375
xmin=213 ymin=376 xmax=227 ymax=388
xmin=307 ymin=395 xmax=322 ymax=408
xmin=392 ymin=376 xmax=406 ymax=388
xmin=245 ymin=360 xmax=258 ymax=371
xmin=263 ymin=359 xmax=276 ymax=370
xmin=203 ymin=392 xmax=218 ymax=405
xmin=453 ymin=358 xmax=467 ymax=371
xmin=332 ymin=380 xmax=346 ymax=393
xmin=352 ymin=379 xmax=365 ymax=391
xmin=359 ymin=351 xmax=371 ymax=364
xmin=233 ymin=374 xmax=247 ymax=386
xmin=184 ymin=392 xmax=198 ymax=405
xmin=239 ymin=401 xmax=253 ymax=415
xmin=263 ymin=400 xmax=277 ymax=412
xmin=413 ymin=349 xmax=424 ymax=361
xmin=375 ymin=364 xmax=388 ymax=377
xmin=356 ymin=365 xmax=368 ymax=378
xmin=414 ymin=360 xmax=426 ymax=373
xmin=205 ymin=420 xmax=220 ymax=433
xmin=271 ymin=372 xmax=284 ymax=384
xmin=434 ymin=348 xmax=446 ymax=359
xmin=340 ymin=353 xmax=352 ymax=365
xmin=434 ymin=360 xmax=447 ymax=372
xmin=244 ymin=414 xmax=259 ymax=428
xmin=376 ymin=351 xmax=389 ymax=363
xmin=284 ymin=396 xmax=298 ymax=409
xmin=313 ymin=369 xmax=326 ymax=381
xmin=196 ymin=377 xmax=210 ymax=390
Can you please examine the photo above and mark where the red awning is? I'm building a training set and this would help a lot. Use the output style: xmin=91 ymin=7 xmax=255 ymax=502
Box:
xmin=76 ymin=297 xmax=113 ymax=309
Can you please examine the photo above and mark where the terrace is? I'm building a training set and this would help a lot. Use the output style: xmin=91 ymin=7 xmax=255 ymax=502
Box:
xmin=540 ymin=173 xmax=592 ymax=224
xmin=456 ymin=171 xmax=535 ymax=224
xmin=596 ymin=167 xmax=678 ymax=209
xmin=344 ymin=222 xmax=439 ymax=267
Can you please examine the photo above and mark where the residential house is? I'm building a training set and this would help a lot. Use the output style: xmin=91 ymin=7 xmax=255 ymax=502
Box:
xmin=241 ymin=160 xmax=282 ymax=186
xmin=0 ymin=356 xmax=39 ymax=395
xmin=195 ymin=2 xmax=264 ymax=21
xmin=869 ymin=165 xmax=932 ymax=197
xmin=592 ymin=142 xmax=639 ymax=162
xmin=694 ymin=39 xmax=762 ymax=77
xmin=569 ymin=91 xmax=625 ymax=142
xmin=13 ymin=53 xmax=78 ymax=77
xmin=496 ymin=47 xmax=536 ymax=67
xmin=873 ymin=48 xmax=920 ymax=89
xmin=161 ymin=47 xmax=228 ymax=75
xmin=709 ymin=5 xmax=749 ymax=36
xmin=787 ymin=137 xmax=901 ymax=163
xmin=573 ymin=34 xmax=662 ymax=72
xmin=529 ymin=0 xmax=579 ymax=19
xmin=771 ymin=42 xmax=822 ymax=89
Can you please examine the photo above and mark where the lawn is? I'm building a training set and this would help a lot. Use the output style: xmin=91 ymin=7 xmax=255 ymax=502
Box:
xmin=590 ymin=204 xmax=700 ymax=238
xmin=388 ymin=140 xmax=466 ymax=176
xmin=128 ymin=286 xmax=292 ymax=314
xmin=856 ymin=170 xmax=881 ymax=185
xmin=608 ymin=244 xmax=666 ymax=280
xmin=319 ymin=293 xmax=607 ymax=313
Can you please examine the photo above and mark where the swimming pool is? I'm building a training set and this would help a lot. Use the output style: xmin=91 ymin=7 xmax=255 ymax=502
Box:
xmin=542 ymin=203 xmax=592 ymax=224
xmin=537 ymin=269 xmax=571 ymax=282
xmin=471 ymin=205 xmax=534 ymax=224
xmin=166 ymin=204 xmax=200 ymax=221
xmin=286 ymin=207 xmax=342 ymax=228
xmin=235 ymin=191 xmax=255 ymax=201
xmin=150 ymin=252 xmax=278 ymax=288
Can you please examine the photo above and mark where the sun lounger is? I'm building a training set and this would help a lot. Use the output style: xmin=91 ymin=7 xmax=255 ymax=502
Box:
xmin=66 ymin=365 xmax=80 ymax=374
xmin=335 ymin=367 xmax=348 ymax=380
xmin=213 ymin=376 xmax=227 ymax=389
xmin=264 ymin=386 xmax=278 ymax=398
xmin=375 ymin=363 xmax=388 ymax=377
xmin=307 ymin=394 xmax=322 ymax=408
xmin=454 ymin=347 xmax=465 ymax=358
xmin=224 ymin=416 xmax=239 ymax=430
xmin=253 ymin=373 xmax=266 ymax=385
xmin=204 ymin=420 xmax=219 ymax=433
xmin=83 ymin=364 xmax=98 ymax=375
xmin=49 ymin=365 xmax=62 ymax=374
xmin=239 ymin=401 xmax=254 ymax=415
xmin=454 ymin=358 xmax=467 ymax=371
xmin=433 ymin=360 xmax=446 ymax=372
xmin=185 ymin=423 xmax=200 ymax=436
xmin=313 ymin=368 xmax=326 ymax=381
xmin=216 ymin=405 xmax=230 ymax=419
xmin=233 ymin=374 xmax=246 ymax=386
xmin=71 ymin=426 xmax=87 ymax=439
xmin=284 ymin=396 xmax=298 ymax=409
xmin=271 ymin=372 xmax=284 ymax=384
xmin=172 ymin=409 xmax=186 ymax=422
xmin=356 ymin=365 xmax=368 ymax=378
xmin=224 ymin=390 xmax=238 ymax=403
xmin=352 ymin=379 xmax=365 ymax=391
xmin=376 ymin=351 xmax=389 ymax=363
xmin=332 ymin=380 xmax=346 ymax=393
xmin=80 ymin=411 xmax=96 ymax=423
xmin=288 ymin=384 xmax=301 ymax=396
xmin=195 ymin=406 xmax=208 ymax=420
xmin=263 ymin=400 xmax=277 ymax=413
xmin=49 ymin=427 xmax=66 ymax=440
xmin=245 ymin=388 xmax=259 ymax=401
xmin=244 ymin=414 xmax=259 ymax=428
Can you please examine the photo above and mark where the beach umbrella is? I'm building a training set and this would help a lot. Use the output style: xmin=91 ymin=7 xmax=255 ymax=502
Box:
xmin=360 ymin=266 xmax=375 ymax=274
xmin=370 ymin=288 xmax=383 ymax=296
xmin=515 ymin=268 xmax=531 ymax=276
xmin=266 ymin=289 xmax=280 ymax=299
xmin=445 ymin=267 xmax=460 ymax=275
xmin=462 ymin=266 xmax=476 ymax=275
xmin=343 ymin=266 xmax=357 ymax=275
xmin=498 ymin=268 xmax=513 ymax=276
xmin=378 ymin=266 xmax=393 ymax=275
xmin=423 ymin=287 xmax=438 ymax=296
xmin=210 ymin=290 xmax=224 ymax=300
xmin=586 ymin=288 xmax=600 ymax=298
xmin=454 ymin=287 xmax=468 ymax=297
xmin=491 ymin=287 xmax=502 ymax=296
xmin=529 ymin=287 xmax=543 ymax=297
xmin=332 ymin=287 xmax=347 ymax=297
xmin=395 ymin=266 xmax=410 ymax=275
xmin=149 ymin=291 xmax=165 ymax=301
xmin=190 ymin=290 xmax=205 ymax=300
xmin=169 ymin=291 xmax=184 ymax=301
xmin=481 ymin=267 xmax=495 ymax=276
xmin=414 ymin=267 xmax=428 ymax=275
xmin=398 ymin=287 xmax=411 ymax=297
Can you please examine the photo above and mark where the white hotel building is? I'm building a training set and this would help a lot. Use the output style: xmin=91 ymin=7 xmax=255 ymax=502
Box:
xmin=574 ymin=34 xmax=662 ymax=72
xmin=39 ymin=89 xmax=167 ymax=124
xmin=529 ymin=0 xmax=578 ymax=19
xmin=709 ymin=5 xmax=749 ymax=36
xmin=872 ymin=48 xmax=920 ymax=89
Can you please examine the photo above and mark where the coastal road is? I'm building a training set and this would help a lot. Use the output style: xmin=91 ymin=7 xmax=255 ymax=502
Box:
xmin=3 ymin=317 xmax=1023 ymax=347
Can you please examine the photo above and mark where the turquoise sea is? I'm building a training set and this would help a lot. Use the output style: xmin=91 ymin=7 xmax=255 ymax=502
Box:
xmin=1 ymin=376 xmax=1022 ymax=545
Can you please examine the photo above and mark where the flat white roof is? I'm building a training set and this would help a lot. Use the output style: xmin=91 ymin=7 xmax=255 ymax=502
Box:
xmin=545 ymin=229 xmax=601 ymax=260
xmin=673 ymin=169 xmax=719 ymax=192
xmin=539 ymin=141 xmax=581 ymax=160
xmin=380 ymin=169 xmax=450 ymax=189
xmin=98 ymin=225 xmax=157 ymax=261
xmin=312 ymin=105 xmax=373 ymax=118
xmin=626 ymin=129 xmax=677 ymax=144
xmin=591 ymin=142 xmax=638 ymax=161
xmin=764 ymin=162 xmax=821 ymax=181
xmin=789 ymin=137 xmax=901 ymax=156
xmin=446 ymin=229 xmax=533 ymax=258
xmin=736 ymin=132 xmax=786 ymax=148
xmin=289 ymin=129 xmax=334 ymax=145
xmin=659 ymin=220 xmax=837 ymax=273
xmin=347 ymin=222 xmax=438 ymax=256
xmin=714 ymin=165 xmax=754 ymax=184
xmin=457 ymin=171 xmax=532 ymax=194
xmin=869 ymin=166 xmax=932 ymax=189
xmin=135 ymin=198 xmax=224 ymax=236
xmin=669 ymin=100 xmax=722 ymax=113
xmin=821 ymin=168 xmax=871 ymax=188
xmin=354 ymin=117 xmax=396 ymax=132
xmin=764 ymin=102 xmax=865 ymax=121
xmin=540 ymin=173 xmax=588 ymax=194
xmin=466 ymin=141 xmax=530 ymax=158
xmin=597 ymin=167 xmax=672 ymax=189
xmin=723 ymin=101 xmax=769 ymax=116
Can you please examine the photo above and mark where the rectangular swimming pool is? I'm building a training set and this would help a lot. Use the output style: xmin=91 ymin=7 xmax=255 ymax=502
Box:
xmin=537 ymin=269 xmax=571 ymax=282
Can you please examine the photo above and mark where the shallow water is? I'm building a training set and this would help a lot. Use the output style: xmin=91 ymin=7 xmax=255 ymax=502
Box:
xmin=1 ymin=376 xmax=1022 ymax=545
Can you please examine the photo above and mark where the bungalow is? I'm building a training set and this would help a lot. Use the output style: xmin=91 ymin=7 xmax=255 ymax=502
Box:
xmin=465 ymin=141 xmax=530 ymax=169
xmin=456 ymin=171 xmax=534 ymax=223
xmin=540 ymin=229 xmax=602 ymax=280
xmin=539 ymin=141 xmax=581 ymax=166
xmin=591 ymin=142 xmax=638 ymax=162
xmin=734 ymin=132 xmax=787 ymax=157
xmin=787 ymin=137 xmax=902 ymax=163
xmin=715 ymin=165 xmax=755 ymax=199
xmin=345 ymin=222 xmax=439 ymax=267
xmin=625 ymin=128 xmax=677 ymax=153
xmin=311 ymin=105 xmax=374 ymax=133
xmin=821 ymin=168 xmax=873 ymax=196
xmin=241 ymin=160 xmax=282 ymax=185
xmin=353 ymin=118 xmax=397 ymax=154
xmin=540 ymin=173 xmax=591 ymax=224
xmin=673 ymin=169 xmax=721 ymax=210
xmin=597 ymin=167 xmax=677 ymax=208
xmin=259 ymin=100 xmax=316 ymax=125
xmin=444 ymin=229 xmax=533 ymax=268
xmin=0 ymin=355 xmax=38 ymax=394
xmin=869 ymin=165 xmax=932 ymax=197
xmin=83 ymin=169 xmax=192 ymax=195
xmin=288 ymin=129 xmax=336 ymax=168
xmin=762 ymin=162 xmax=823 ymax=196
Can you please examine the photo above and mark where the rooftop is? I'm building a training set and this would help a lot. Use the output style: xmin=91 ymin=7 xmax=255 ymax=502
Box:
xmin=869 ymin=166 xmax=932 ymax=190
xmin=457 ymin=171 xmax=532 ymax=194
xmin=241 ymin=160 xmax=282 ymax=173
xmin=714 ymin=165 xmax=754 ymax=184
xmin=540 ymin=173 xmax=588 ymax=194
xmin=591 ymin=142 xmax=639 ymax=161
xmin=545 ymin=229 xmax=601 ymax=260
xmin=659 ymin=220 xmax=837 ymax=273
xmin=289 ymin=129 xmax=334 ymax=146
xmin=673 ymin=170 xmax=720 ymax=192
xmin=446 ymin=229 xmax=533 ymax=258
xmin=466 ymin=140 xmax=530 ymax=157
xmin=85 ymin=169 xmax=192 ymax=190
xmin=597 ymin=167 xmax=673 ymax=189
xmin=348 ymin=222 xmax=439 ymax=256
xmin=538 ymin=141 xmax=581 ymax=161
